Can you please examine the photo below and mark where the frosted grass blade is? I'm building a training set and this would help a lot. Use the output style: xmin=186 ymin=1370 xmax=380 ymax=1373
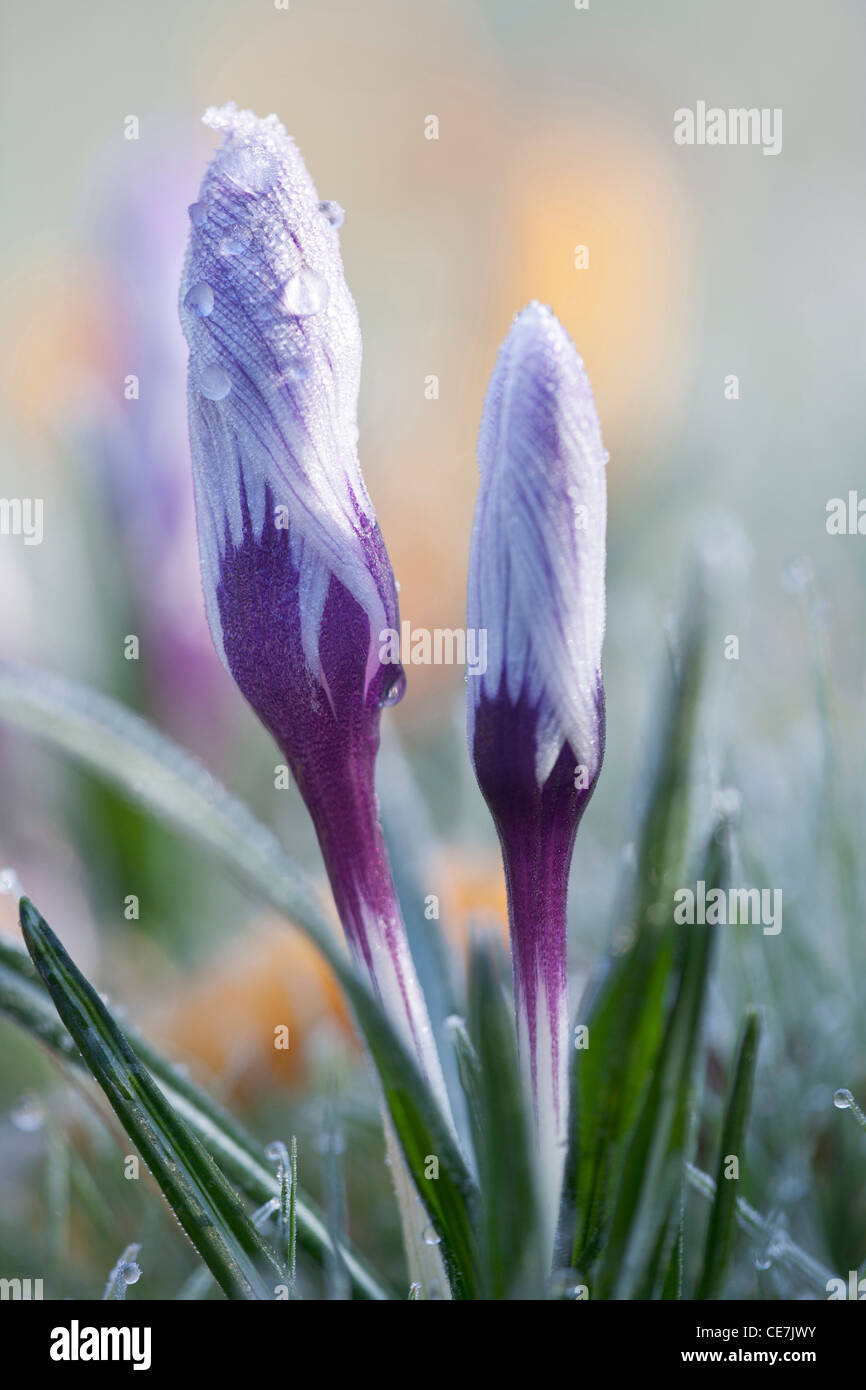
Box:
xmin=0 ymin=933 xmax=394 ymax=1300
xmin=695 ymin=1008 xmax=761 ymax=1299
xmin=19 ymin=897 xmax=286 ymax=1301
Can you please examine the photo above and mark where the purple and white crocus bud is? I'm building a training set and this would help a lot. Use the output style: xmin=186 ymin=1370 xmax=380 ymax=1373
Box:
xmin=179 ymin=104 xmax=449 ymax=1117
xmin=467 ymin=302 xmax=607 ymax=1232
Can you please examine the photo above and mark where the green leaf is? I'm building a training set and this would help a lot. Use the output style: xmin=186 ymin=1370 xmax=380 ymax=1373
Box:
xmin=0 ymin=661 xmax=335 ymax=955
xmin=18 ymin=897 xmax=285 ymax=1301
xmin=594 ymin=821 xmax=728 ymax=1298
xmin=686 ymin=1162 xmax=835 ymax=1292
xmin=466 ymin=940 xmax=542 ymax=1298
xmin=695 ymin=1008 xmax=761 ymax=1299
xmin=0 ymin=662 xmax=475 ymax=1291
xmin=0 ymin=932 xmax=395 ymax=1300
xmin=346 ymin=974 xmax=481 ymax=1299
xmin=558 ymin=577 xmax=707 ymax=1274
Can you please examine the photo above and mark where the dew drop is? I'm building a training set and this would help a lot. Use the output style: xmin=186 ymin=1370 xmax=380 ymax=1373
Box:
xmin=188 ymin=201 xmax=208 ymax=227
xmin=219 ymin=225 xmax=252 ymax=256
xmin=754 ymin=1253 xmax=773 ymax=1271
xmin=834 ymin=1088 xmax=854 ymax=1110
xmin=422 ymin=1223 xmax=441 ymax=1247
xmin=184 ymin=281 xmax=214 ymax=317
xmin=200 ymin=365 xmax=232 ymax=401
xmin=318 ymin=200 xmax=345 ymax=229
xmin=282 ymin=267 xmax=330 ymax=317
xmin=11 ymin=1095 xmax=44 ymax=1132
xmin=380 ymin=666 xmax=406 ymax=708
xmin=122 ymin=1262 xmax=141 ymax=1286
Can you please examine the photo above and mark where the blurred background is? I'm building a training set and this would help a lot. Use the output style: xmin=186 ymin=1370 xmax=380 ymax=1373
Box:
xmin=0 ymin=0 xmax=865 ymax=1297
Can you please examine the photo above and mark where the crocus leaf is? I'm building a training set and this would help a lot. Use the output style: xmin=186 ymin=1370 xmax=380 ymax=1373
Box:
xmin=466 ymin=939 xmax=543 ymax=1298
xmin=695 ymin=1008 xmax=761 ymax=1299
xmin=685 ymin=1162 xmax=833 ymax=1293
xmin=0 ymin=931 xmax=396 ymax=1301
xmin=593 ymin=819 xmax=729 ymax=1298
xmin=0 ymin=660 xmax=332 ymax=950
xmin=18 ymin=897 xmax=285 ymax=1301
xmin=557 ymin=577 xmax=706 ymax=1274
xmin=345 ymin=975 xmax=481 ymax=1299
xmin=0 ymin=662 xmax=476 ymax=1294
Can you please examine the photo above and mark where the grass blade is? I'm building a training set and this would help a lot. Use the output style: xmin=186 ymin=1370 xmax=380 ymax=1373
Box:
xmin=0 ymin=933 xmax=395 ymax=1299
xmin=19 ymin=896 xmax=284 ymax=1301
xmin=0 ymin=662 xmax=475 ymax=1291
xmin=0 ymin=661 xmax=336 ymax=956
xmin=594 ymin=820 xmax=728 ymax=1298
xmin=695 ymin=1008 xmax=762 ymax=1299
xmin=558 ymin=576 xmax=707 ymax=1273
xmin=348 ymin=979 xmax=481 ymax=1298
xmin=467 ymin=940 xmax=542 ymax=1298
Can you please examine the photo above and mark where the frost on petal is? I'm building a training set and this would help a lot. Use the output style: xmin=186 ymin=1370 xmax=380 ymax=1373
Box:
xmin=467 ymin=301 xmax=607 ymax=788
xmin=180 ymin=103 xmax=394 ymax=683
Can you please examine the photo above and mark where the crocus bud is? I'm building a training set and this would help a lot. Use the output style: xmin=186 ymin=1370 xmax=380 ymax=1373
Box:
xmin=466 ymin=301 xmax=607 ymax=1230
xmin=180 ymin=105 xmax=448 ymax=1114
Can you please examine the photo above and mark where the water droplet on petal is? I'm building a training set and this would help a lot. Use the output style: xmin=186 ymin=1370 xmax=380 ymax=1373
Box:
xmin=318 ymin=200 xmax=345 ymax=229
xmin=184 ymin=281 xmax=214 ymax=317
xmin=380 ymin=667 xmax=406 ymax=708
xmin=122 ymin=1262 xmax=141 ymax=1286
xmin=200 ymin=365 xmax=232 ymax=401
xmin=282 ymin=267 xmax=330 ymax=317
xmin=11 ymin=1095 xmax=44 ymax=1132
xmin=834 ymin=1088 xmax=854 ymax=1110
xmin=188 ymin=201 xmax=208 ymax=227
xmin=219 ymin=225 xmax=252 ymax=256
xmin=422 ymin=1224 xmax=441 ymax=1247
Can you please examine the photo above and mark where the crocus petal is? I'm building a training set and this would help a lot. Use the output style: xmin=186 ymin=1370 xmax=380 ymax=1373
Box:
xmin=181 ymin=102 xmax=394 ymax=687
xmin=179 ymin=106 xmax=451 ymax=1125
xmin=468 ymin=300 xmax=606 ymax=788
xmin=467 ymin=301 xmax=607 ymax=1241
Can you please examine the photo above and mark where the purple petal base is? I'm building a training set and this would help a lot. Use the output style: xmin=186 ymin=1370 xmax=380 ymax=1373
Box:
xmin=471 ymin=678 xmax=605 ymax=1134
xmin=214 ymin=478 xmax=440 ymax=1081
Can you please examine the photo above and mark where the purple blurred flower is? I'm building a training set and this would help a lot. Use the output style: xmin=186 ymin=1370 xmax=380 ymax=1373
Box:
xmin=467 ymin=301 xmax=607 ymax=1217
xmin=180 ymin=104 xmax=448 ymax=1109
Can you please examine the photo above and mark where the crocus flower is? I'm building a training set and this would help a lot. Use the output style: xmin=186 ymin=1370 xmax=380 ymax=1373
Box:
xmin=467 ymin=301 xmax=607 ymax=1231
xmin=179 ymin=104 xmax=449 ymax=1118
